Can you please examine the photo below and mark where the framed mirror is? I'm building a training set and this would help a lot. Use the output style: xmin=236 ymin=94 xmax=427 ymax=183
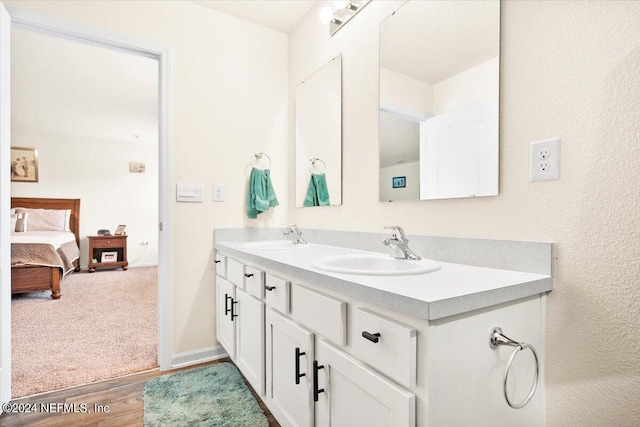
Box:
xmin=379 ymin=1 xmax=500 ymax=202
xmin=295 ymin=54 xmax=342 ymax=207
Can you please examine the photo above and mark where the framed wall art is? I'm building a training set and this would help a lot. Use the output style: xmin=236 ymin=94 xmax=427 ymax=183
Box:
xmin=11 ymin=147 xmax=39 ymax=183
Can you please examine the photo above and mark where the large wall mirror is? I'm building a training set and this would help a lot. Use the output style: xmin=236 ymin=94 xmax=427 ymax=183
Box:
xmin=295 ymin=54 xmax=342 ymax=207
xmin=379 ymin=1 xmax=500 ymax=202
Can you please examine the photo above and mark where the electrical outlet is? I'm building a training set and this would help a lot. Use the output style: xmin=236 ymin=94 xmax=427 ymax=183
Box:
xmin=537 ymin=161 xmax=550 ymax=172
xmin=537 ymin=148 xmax=551 ymax=159
xmin=530 ymin=138 xmax=560 ymax=181
xmin=212 ymin=183 xmax=224 ymax=202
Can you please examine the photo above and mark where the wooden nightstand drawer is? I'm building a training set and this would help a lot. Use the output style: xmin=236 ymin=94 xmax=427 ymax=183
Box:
xmin=91 ymin=237 xmax=126 ymax=248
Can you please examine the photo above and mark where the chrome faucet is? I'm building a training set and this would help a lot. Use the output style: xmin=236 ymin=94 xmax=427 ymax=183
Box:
xmin=283 ymin=223 xmax=307 ymax=244
xmin=383 ymin=226 xmax=421 ymax=260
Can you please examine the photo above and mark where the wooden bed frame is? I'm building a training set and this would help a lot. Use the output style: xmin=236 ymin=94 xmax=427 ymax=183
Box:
xmin=11 ymin=198 xmax=81 ymax=299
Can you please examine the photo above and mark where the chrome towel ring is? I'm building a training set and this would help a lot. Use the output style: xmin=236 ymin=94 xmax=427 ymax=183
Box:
xmin=254 ymin=152 xmax=271 ymax=169
xmin=309 ymin=157 xmax=327 ymax=174
xmin=489 ymin=327 xmax=539 ymax=409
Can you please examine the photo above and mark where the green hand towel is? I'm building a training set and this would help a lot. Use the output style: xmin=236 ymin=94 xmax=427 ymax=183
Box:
xmin=247 ymin=167 xmax=279 ymax=219
xmin=303 ymin=173 xmax=330 ymax=207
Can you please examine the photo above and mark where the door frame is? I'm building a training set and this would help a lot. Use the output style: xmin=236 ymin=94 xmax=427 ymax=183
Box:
xmin=0 ymin=4 xmax=173 ymax=402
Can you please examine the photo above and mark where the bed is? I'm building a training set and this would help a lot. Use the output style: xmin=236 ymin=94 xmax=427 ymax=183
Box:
xmin=11 ymin=198 xmax=81 ymax=299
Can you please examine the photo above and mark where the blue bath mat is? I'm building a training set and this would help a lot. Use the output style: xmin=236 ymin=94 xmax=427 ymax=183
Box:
xmin=143 ymin=362 xmax=269 ymax=427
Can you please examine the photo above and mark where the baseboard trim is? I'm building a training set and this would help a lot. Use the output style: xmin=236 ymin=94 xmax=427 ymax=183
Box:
xmin=170 ymin=345 xmax=228 ymax=369
xmin=128 ymin=262 xmax=158 ymax=269
xmin=79 ymin=262 xmax=158 ymax=271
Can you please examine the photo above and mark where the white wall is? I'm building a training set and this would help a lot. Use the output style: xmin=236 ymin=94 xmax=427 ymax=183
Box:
xmin=289 ymin=1 xmax=640 ymax=425
xmin=11 ymin=27 xmax=159 ymax=267
xmin=379 ymin=161 xmax=419 ymax=202
xmin=6 ymin=0 xmax=289 ymax=355
xmin=433 ymin=57 xmax=499 ymax=115
xmin=11 ymin=129 xmax=158 ymax=266
xmin=379 ymin=67 xmax=432 ymax=117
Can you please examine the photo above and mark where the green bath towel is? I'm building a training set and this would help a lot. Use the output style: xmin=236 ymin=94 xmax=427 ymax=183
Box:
xmin=303 ymin=173 xmax=330 ymax=207
xmin=247 ymin=167 xmax=279 ymax=219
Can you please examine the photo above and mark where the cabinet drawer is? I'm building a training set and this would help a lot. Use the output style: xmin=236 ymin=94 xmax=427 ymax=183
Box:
xmin=264 ymin=274 xmax=289 ymax=314
xmin=290 ymin=284 xmax=346 ymax=346
xmin=244 ymin=266 xmax=265 ymax=299
xmin=226 ymin=258 xmax=245 ymax=287
xmin=215 ymin=254 xmax=227 ymax=278
xmin=92 ymin=238 xmax=125 ymax=249
xmin=353 ymin=308 xmax=417 ymax=389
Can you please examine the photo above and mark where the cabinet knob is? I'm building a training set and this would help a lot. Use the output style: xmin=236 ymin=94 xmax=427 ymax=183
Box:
xmin=106 ymin=241 xmax=111 ymax=244
xmin=265 ymin=285 xmax=276 ymax=291
xmin=244 ymin=273 xmax=254 ymax=278
xmin=362 ymin=331 xmax=381 ymax=343
xmin=214 ymin=260 xmax=221 ymax=264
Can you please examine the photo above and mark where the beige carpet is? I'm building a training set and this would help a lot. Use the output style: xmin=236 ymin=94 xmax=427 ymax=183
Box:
xmin=11 ymin=266 xmax=158 ymax=397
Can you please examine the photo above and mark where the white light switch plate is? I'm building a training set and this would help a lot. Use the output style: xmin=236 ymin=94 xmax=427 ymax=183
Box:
xmin=530 ymin=138 xmax=560 ymax=181
xmin=212 ymin=183 xmax=224 ymax=202
xmin=176 ymin=182 xmax=204 ymax=202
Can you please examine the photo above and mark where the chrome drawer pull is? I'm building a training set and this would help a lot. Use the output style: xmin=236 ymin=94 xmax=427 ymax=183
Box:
xmin=362 ymin=331 xmax=381 ymax=343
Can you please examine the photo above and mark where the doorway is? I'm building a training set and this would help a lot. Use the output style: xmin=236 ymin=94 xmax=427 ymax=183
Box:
xmin=0 ymin=4 xmax=172 ymax=403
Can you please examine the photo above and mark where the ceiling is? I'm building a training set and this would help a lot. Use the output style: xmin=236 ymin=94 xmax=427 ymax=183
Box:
xmin=12 ymin=28 xmax=158 ymax=145
xmin=189 ymin=0 xmax=317 ymax=33
xmin=380 ymin=0 xmax=499 ymax=84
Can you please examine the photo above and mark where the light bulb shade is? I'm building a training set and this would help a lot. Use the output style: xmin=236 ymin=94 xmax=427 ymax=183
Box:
xmin=319 ymin=6 xmax=334 ymax=24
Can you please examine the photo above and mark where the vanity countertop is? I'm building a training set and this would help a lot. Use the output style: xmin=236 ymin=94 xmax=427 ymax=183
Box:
xmin=215 ymin=241 xmax=553 ymax=321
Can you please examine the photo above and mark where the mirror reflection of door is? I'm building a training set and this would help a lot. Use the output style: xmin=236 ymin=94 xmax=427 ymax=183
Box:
xmin=379 ymin=0 xmax=500 ymax=201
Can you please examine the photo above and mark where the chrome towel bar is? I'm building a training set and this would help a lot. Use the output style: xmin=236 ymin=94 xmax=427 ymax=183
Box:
xmin=489 ymin=326 xmax=539 ymax=409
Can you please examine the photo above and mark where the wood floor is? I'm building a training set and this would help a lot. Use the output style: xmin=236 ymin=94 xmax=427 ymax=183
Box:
xmin=0 ymin=358 xmax=279 ymax=427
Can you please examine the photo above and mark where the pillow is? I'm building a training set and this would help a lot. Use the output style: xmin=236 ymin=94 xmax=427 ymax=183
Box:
xmin=12 ymin=212 xmax=28 ymax=232
xmin=14 ymin=208 xmax=70 ymax=232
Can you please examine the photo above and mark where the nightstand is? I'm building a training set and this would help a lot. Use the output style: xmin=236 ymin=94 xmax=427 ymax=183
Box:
xmin=87 ymin=235 xmax=128 ymax=272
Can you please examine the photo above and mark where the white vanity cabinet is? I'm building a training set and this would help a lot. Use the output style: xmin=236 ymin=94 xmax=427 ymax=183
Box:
xmin=215 ymin=257 xmax=265 ymax=396
xmin=315 ymin=339 xmax=415 ymax=427
xmin=234 ymin=287 xmax=265 ymax=396
xmin=266 ymin=308 xmax=314 ymax=427
xmin=215 ymin=277 xmax=235 ymax=359
xmin=215 ymin=249 xmax=546 ymax=427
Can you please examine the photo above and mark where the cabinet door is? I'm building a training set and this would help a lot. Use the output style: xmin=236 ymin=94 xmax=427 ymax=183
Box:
xmin=266 ymin=308 xmax=314 ymax=427
xmin=216 ymin=277 xmax=236 ymax=359
xmin=315 ymin=340 xmax=415 ymax=427
xmin=235 ymin=288 xmax=265 ymax=396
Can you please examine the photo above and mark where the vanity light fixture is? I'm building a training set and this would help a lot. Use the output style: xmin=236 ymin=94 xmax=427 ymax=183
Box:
xmin=319 ymin=0 xmax=371 ymax=36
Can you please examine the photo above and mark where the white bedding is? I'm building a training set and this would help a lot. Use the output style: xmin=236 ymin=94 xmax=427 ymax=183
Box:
xmin=11 ymin=231 xmax=77 ymax=250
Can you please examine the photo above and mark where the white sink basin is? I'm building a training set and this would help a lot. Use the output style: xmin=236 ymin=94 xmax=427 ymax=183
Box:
xmin=238 ymin=240 xmax=312 ymax=251
xmin=311 ymin=253 xmax=441 ymax=276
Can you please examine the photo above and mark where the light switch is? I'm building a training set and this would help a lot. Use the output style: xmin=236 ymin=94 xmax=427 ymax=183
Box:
xmin=176 ymin=182 xmax=204 ymax=202
xmin=212 ymin=183 xmax=224 ymax=202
